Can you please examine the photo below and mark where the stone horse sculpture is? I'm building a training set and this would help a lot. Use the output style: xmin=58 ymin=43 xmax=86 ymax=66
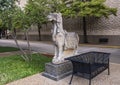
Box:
xmin=47 ymin=12 xmax=79 ymax=64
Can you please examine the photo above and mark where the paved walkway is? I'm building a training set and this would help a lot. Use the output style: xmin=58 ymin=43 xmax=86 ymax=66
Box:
xmin=0 ymin=39 xmax=120 ymax=63
xmin=0 ymin=39 xmax=120 ymax=85
xmin=0 ymin=39 xmax=54 ymax=54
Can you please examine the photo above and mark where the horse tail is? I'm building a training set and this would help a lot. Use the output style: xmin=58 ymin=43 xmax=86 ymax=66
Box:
xmin=76 ymin=33 xmax=79 ymax=44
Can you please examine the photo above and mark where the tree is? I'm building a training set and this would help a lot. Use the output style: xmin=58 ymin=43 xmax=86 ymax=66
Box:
xmin=0 ymin=0 xmax=32 ymax=61
xmin=60 ymin=0 xmax=117 ymax=43
xmin=0 ymin=0 xmax=16 ymax=38
xmin=25 ymin=0 xmax=50 ymax=41
xmin=0 ymin=19 xmax=3 ymax=38
xmin=11 ymin=7 xmax=33 ymax=61
xmin=47 ymin=0 xmax=117 ymax=43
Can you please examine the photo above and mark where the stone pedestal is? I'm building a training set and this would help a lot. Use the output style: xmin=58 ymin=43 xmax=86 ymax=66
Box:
xmin=42 ymin=61 xmax=73 ymax=81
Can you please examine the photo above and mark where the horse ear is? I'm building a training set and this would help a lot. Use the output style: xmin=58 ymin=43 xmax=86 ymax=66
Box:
xmin=49 ymin=13 xmax=53 ymax=15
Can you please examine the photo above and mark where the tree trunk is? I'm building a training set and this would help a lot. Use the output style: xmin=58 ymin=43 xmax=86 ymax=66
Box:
xmin=24 ymin=32 xmax=27 ymax=40
xmin=38 ymin=24 xmax=42 ymax=41
xmin=25 ymin=28 xmax=32 ymax=61
xmin=8 ymin=17 xmax=30 ymax=61
xmin=0 ymin=29 xmax=2 ymax=39
xmin=13 ymin=28 xmax=16 ymax=36
xmin=83 ymin=17 xmax=88 ymax=43
xmin=11 ymin=31 xmax=29 ymax=61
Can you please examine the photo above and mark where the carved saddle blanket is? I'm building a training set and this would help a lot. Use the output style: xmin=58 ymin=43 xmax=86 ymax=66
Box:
xmin=64 ymin=32 xmax=78 ymax=50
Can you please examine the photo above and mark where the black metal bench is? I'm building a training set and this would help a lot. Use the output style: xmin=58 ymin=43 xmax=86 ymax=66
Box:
xmin=65 ymin=51 xmax=110 ymax=85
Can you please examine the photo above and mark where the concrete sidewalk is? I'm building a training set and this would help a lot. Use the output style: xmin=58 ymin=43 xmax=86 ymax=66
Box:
xmin=0 ymin=39 xmax=54 ymax=54
xmin=0 ymin=39 xmax=120 ymax=63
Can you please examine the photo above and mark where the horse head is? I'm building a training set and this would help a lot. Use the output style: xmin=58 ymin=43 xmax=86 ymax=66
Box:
xmin=47 ymin=12 xmax=62 ymax=23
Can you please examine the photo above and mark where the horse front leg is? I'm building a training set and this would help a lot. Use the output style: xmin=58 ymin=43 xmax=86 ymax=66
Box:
xmin=57 ymin=43 xmax=64 ymax=61
xmin=57 ymin=33 xmax=65 ymax=62
xmin=52 ymin=45 xmax=58 ymax=63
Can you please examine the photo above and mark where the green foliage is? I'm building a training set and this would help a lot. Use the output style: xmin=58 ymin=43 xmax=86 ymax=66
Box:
xmin=25 ymin=0 xmax=50 ymax=25
xmin=0 ymin=0 xmax=16 ymax=11
xmin=56 ymin=0 xmax=117 ymax=18
xmin=12 ymin=7 xmax=31 ymax=30
xmin=0 ymin=19 xmax=2 ymax=27
xmin=0 ymin=0 xmax=32 ymax=31
xmin=0 ymin=0 xmax=18 ymax=30
xmin=0 ymin=54 xmax=52 ymax=85
xmin=48 ymin=0 xmax=64 ymax=13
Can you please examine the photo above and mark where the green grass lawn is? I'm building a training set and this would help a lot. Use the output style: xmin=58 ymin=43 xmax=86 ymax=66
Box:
xmin=0 ymin=54 xmax=52 ymax=85
xmin=0 ymin=46 xmax=19 ymax=53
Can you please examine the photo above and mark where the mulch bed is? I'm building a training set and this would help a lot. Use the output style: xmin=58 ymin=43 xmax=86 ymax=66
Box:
xmin=0 ymin=51 xmax=19 ymax=57
xmin=0 ymin=51 xmax=54 ymax=58
xmin=41 ymin=53 xmax=53 ymax=58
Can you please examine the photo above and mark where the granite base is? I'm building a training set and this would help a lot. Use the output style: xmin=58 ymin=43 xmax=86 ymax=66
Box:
xmin=42 ymin=61 xmax=73 ymax=81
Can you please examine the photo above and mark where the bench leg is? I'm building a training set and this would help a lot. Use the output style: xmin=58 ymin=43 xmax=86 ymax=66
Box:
xmin=108 ymin=59 xmax=110 ymax=75
xmin=108 ymin=66 xmax=110 ymax=75
xmin=69 ymin=74 xmax=74 ymax=85
xmin=89 ymin=79 xmax=91 ymax=85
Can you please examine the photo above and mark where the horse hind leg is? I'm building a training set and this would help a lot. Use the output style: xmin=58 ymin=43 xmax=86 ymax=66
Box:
xmin=74 ymin=34 xmax=79 ymax=55
xmin=73 ymin=40 xmax=79 ymax=55
xmin=73 ymin=45 xmax=78 ymax=55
